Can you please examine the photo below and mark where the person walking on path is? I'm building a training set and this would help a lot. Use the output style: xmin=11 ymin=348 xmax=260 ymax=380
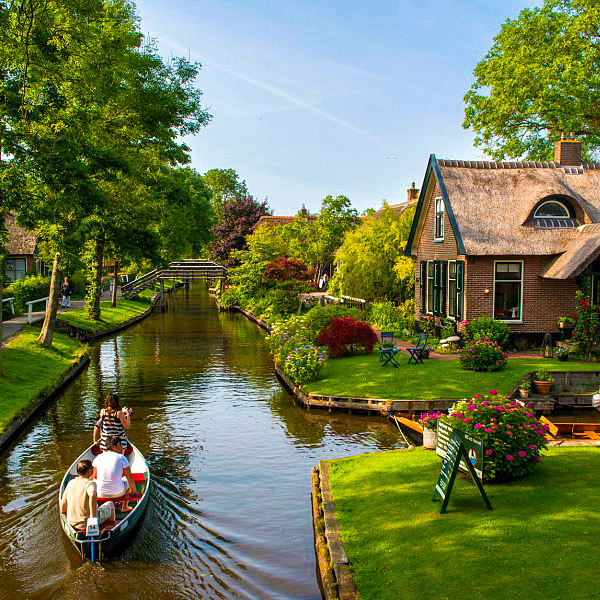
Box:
xmin=60 ymin=277 xmax=73 ymax=308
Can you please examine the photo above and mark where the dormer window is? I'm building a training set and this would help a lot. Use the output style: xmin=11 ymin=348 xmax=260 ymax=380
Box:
xmin=532 ymin=198 xmax=577 ymax=228
xmin=434 ymin=196 xmax=444 ymax=240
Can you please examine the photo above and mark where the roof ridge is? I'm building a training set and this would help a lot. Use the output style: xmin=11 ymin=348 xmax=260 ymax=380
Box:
xmin=437 ymin=158 xmax=600 ymax=170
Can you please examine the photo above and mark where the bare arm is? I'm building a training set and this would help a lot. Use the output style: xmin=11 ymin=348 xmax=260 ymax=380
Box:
xmin=60 ymin=492 xmax=67 ymax=515
xmin=93 ymin=423 xmax=100 ymax=443
xmin=89 ymin=488 xmax=97 ymax=518
xmin=118 ymin=410 xmax=131 ymax=430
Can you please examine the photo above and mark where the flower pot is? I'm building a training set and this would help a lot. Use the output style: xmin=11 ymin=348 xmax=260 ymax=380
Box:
xmin=423 ymin=429 xmax=437 ymax=449
xmin=519 ymin=389 xmax=530 ymax=398
xmin=534 ymin=380 xmax=552 ymax=394
xmin=422 ymin=350 xmax=430 ymax=359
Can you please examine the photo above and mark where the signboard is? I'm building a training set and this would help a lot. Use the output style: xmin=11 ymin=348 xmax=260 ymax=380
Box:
xmin=433 ymin=423 xmax=492 ymax=514
xmin=436 ymin=420 xmax=483 ymax=480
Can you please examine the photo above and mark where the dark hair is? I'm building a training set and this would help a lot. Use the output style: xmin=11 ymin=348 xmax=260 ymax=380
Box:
xmin=106 ymin=435 xmax=122 ymax=450
xmin=104 ymin=393 xmax=121 ymax=412
xmin=77 ymin=459 xmax=92 ymax=475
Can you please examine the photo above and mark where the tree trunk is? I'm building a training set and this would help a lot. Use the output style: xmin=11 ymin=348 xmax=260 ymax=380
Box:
xmin=88 ymin=235 xmax=104 ymax=320
xmin=37 ymin=252 xmax=61 ymax=347
xmin=111 ymin=260 xmax=119 ymax=307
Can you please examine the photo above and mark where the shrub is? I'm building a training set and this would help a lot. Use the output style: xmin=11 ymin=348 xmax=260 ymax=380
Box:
xmin=283 ymin=343 xmax=326 ymax=385
xmin=264 ymin=257 xmax=314 ymax=283
xmin=267 ymin=316 xmax=315 ymax=363
xmin=218 ymin=286 xmax=240 ymax=309
xmin=369 ymin=301 xmax=402 ymax=328
xmin=442 ymin=391 xmax=548 ymax=483
xmin=264 ymin=281 xmax=305 ymax=317
xmin=571 ymin=290 xmax=599 ymax=357
xmin=305 ymin=303 xmax=365 ymax=338
xmin=533 ymin=369 xmax=553 ymax=382
xmin=464 ymin=317 xmax=510 ymax=349
xmin=460 ymin=339 xmax=508 ymax=372
xmin=417 ymin=313 xmax=435 ymax=336
xmin=316 ymin=317 xmax=378 ymax=357
xmin=3 ymin=275 xmax=51 ymax=313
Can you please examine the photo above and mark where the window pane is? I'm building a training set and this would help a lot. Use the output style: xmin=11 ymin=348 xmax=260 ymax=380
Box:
xmin=534 ymin=201 xmax=569 ymax=218
xmin=449 ymin=262 xmax=456 ymax=278
xmin=449 ymin=280 xmax=457 ymax=317
xmin=428 ymin=262 xmax=434 ymax=277
xmin=494 ymin=281 xmax=520 ymax=320
xmin=495 ymin=262 xmax=522 ymax=280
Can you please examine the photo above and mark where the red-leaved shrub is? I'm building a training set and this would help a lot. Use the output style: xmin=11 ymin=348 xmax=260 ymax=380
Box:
xmin=264 ymin=258 xmax=314 ymax=283
xmin=316 ymin=317 xmax=378 ymax=357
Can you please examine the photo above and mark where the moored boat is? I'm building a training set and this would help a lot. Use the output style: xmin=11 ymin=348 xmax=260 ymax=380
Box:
xmin=59 ymin=443 xmax=150 ymax=561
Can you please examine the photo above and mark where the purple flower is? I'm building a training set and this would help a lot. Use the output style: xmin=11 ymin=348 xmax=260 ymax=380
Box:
xmin=474 ymin=424 xmax=484 ymax=429
xmin=506 ymin=454 xmax=514 ymax=461
xmin=481 ymin=401 xmax=490 ymax=406
xmin=518 ymin=451 xmax=527 ymax=458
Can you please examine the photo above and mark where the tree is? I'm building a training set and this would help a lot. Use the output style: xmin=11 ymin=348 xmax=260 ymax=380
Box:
xmin=463 ymin=0 xmax=600 ymax=160
xmin=203 ymin=168 xmax=247 ymax=215
xmin=211 ymin=195 xmax=269 ymax=266
xmin=329 ymin=203 xmax=416 ymax=303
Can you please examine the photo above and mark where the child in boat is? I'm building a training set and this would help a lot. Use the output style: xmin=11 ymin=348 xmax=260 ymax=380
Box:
xmin=60 ymin=460 xmax=115 ymax=531
xmin=92 ymin=436 xmax=138 ymax=513
xmin=93 ymin=392 xmax=132 ymax=454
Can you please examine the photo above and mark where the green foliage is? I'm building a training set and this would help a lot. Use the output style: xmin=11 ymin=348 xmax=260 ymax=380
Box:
xmin=534 ymin=369 xmax=553 ymax=382
xmin=464 ymin=0 xmax=600 ymax=159
xmin=283 ymin=344 xmax=326 ymax=385
xmin=203 ymin=168 xmax=248 ymax=215
xmin=305 ymin=304 xmax=366 ymax=339
xmin=3 ymin=275 xmax=50 ymax=313
xmin=267 ymin=316 xmax=315 ymax=363
xmin=464 ymin=317 xmax=511 ymax=349
xmin=330 ymin=203 xmax=416 ymax=303
xmin=443 ymin=392 xmax=547 ymax=483
xmin=460 ymin=339 xmax=508 ymax=372
xmin=218 ymin=287 xmax=240 ymax=309
xmin=417 ymin=314 xmax=435 ymax=336
xmin=571 ymin=290 xmax=599 ymax=357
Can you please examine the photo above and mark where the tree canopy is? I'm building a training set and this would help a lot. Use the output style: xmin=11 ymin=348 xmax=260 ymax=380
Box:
xmin=463 ymin=0 xmax=600 ymax=160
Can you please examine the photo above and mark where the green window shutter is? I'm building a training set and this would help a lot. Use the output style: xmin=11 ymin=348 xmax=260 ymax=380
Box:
xmin=457 ymin=261 xmax=464 ymax=320
xmin=420 ymin=261 xmax=427 ymax=313
xmin=442 ymin=261 xmax=448 ymax=317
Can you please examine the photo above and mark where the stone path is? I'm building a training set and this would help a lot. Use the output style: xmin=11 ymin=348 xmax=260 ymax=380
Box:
xmin=2 ymin=291 xmax=115 ymax=343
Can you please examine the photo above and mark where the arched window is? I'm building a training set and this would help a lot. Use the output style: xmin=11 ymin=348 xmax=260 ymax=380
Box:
xmin=532 ymin=197 xmax=577 ymax=228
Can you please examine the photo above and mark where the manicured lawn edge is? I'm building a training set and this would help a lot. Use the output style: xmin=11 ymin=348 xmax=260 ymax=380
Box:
xmin=0 ymin=334 xmax=90 ymax=455
xmin=323 ymin=446 xmax=600 ymax=600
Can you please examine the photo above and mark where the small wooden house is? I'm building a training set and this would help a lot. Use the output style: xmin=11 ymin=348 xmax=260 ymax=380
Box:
xmin=405 ymin=140 xmax=600 ymax=339
xmin=4 ymin=215 xmax=39 ymax=284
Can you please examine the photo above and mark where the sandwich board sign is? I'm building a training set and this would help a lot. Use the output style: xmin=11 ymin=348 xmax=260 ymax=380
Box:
xmin=433 ymin=422 xmax=492 ymax=514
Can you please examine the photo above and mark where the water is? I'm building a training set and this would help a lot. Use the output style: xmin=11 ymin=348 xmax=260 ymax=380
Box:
xmin=0 ymin=286 xmax=404 ymax=599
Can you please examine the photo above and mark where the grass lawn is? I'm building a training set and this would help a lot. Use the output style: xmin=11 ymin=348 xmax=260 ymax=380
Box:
xmin=0 ymin=326 xmax=84 ymax=434
xmin=58 ymin=299 xmax=149 ymax=333
xmin=303 ymin=352 xmax=600 ymax=399
xmin=328 ymin=446 xmax=600 ymax=600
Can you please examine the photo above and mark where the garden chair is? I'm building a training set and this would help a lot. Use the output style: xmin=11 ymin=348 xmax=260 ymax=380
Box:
xmin=379 ymin=331 xmax=400 ymax=368
xmin=407 ymin=333 xmax=429 ymax=365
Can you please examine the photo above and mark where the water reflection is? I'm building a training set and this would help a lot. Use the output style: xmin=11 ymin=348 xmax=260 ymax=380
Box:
xmin=0 ymin=285 xmax=403 ymax=599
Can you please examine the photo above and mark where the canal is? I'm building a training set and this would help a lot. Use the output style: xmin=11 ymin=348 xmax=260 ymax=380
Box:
xmin=0 ymin=286 xmax=403 ymax=600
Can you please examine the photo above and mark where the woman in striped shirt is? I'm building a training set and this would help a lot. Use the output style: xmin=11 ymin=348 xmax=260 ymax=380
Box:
xmin=93 ymin=393 xmax=133 ymax=454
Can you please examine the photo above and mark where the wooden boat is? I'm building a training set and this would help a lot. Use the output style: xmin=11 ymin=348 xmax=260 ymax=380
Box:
xmin=59 ymin=443 xmax=150 ymax=561
xmin=540 ymin=416 xmax=600 ymax=440
xmin=380 ymin=410 xmax=424 ymax=446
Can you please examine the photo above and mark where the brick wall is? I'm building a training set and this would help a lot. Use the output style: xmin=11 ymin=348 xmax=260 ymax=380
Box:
xmin=465 ymin=255 xmax=577 ymax=334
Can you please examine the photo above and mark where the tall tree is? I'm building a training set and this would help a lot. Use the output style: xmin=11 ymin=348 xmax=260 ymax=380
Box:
xmin=464 ymin=0 xmax=600 ymax=160
xmin=203 ymin=168 xmax=247 ymax=215
xmin=211 ymin=195 xmax=269 ymax=266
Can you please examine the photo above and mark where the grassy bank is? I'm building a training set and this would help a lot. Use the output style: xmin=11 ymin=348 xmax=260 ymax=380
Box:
xmin=304 ymin=353 xmax=600 ymax=399
xmin=328 ymin=446 xmax=600 ymax=600
xmin=0 ymin=327 xmax=85 ymax=434
xmin=58 ymin=299 xmax=150 ymax=334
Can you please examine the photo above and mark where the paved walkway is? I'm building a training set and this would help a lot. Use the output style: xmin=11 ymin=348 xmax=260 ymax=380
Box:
xmin=2 ymin=291 xmax=115 ymax=343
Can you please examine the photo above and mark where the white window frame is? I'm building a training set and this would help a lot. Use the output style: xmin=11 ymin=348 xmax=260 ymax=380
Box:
xmin=434 ymin=196 xmax=444 ymax=241
xmin=493 ymin=260 xmax=524 ymax=324
xmin=533 ymin=200 xmax=570 ymax=219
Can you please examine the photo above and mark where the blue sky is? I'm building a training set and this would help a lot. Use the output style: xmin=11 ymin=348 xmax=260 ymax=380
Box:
xmin=137 ymin=0 xmax=538 ymax=214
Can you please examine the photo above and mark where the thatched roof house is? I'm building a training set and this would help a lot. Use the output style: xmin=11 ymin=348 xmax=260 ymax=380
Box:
xmin=406 ymin=140 xmax=600 ymax=337
xmin=4 ymin=215 xmax=38 ymax=283
xmin=253 ymin=206 xmax=316 ymax=230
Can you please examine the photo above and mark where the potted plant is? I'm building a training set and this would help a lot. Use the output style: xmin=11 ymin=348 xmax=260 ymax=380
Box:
xmin=519 ymin=380 xmax=532 ymax=398
xmin=533 ymin=370 xmax=553 ymax=394
xmin=420 ymin=412 xmax=441 ymax=449
xmin=556 ymin=346 xmax=569 ymax=362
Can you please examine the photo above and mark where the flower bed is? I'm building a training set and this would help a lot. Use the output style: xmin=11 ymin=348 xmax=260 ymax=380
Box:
xmin=460 ymin=338 xmax=508 ymax=372
xmin=442 ymin=391 xmax=548 ymax=483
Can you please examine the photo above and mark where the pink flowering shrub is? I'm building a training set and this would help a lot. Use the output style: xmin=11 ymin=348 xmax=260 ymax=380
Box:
xmin=421 ymin=411 xmax=443 ymax=431
xmin=460 ymin=338 xmax=508 ymax=372
xmin=442 ymin=391 xmax=548 ymax=483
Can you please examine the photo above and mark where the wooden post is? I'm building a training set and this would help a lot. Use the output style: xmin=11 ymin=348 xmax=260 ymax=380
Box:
xmin=160 ymin=278 xmax=165 ymax=312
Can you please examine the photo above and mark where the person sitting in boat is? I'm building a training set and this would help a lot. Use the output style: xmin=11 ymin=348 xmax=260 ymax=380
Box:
xmin=92 ymin=435 xmax=138 ymax=513
xmin=93 ymin=392 xmax=133 ymax=455
xmin=60 ymin=459 xmax=115 ymax=531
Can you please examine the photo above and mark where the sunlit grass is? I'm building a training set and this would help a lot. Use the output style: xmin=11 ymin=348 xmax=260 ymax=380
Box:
xmin=58 ymin=299 xmax=149 ymax=333
xmin=304 ymin=352 xmax=600 ymax=399
xmin=0 ymin=326 xmax=84 ymax=433
xmin=328 ymin=446 xmax=600 ymax=600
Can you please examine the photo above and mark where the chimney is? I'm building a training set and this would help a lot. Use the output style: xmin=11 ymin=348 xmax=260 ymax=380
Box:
xmin=407 ymin=181 xmax=419 ymax=203
xmin=554 ymin=137 xmax=582 ymax=166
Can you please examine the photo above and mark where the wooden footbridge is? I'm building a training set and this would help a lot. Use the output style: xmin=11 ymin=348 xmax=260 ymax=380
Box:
xmin=121 ymin=260 xmax=227 ymax=304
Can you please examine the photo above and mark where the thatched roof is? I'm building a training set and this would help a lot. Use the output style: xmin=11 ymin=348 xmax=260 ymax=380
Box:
xmin=373 ymin=200 xmax=417 ymax=219
xmin=253 ymin=213 xmax=317 ymax=230
xmin=541 ymin=225 xmax=600 ymax=279
xmin=5 ymin=215 xmax=37 ymax=255
xmin=434 ymin=158 xmax=600 ymax=255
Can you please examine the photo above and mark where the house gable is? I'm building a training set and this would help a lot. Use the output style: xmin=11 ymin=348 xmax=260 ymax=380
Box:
xmin=406 ymin=155 xmax=466 ymax=257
